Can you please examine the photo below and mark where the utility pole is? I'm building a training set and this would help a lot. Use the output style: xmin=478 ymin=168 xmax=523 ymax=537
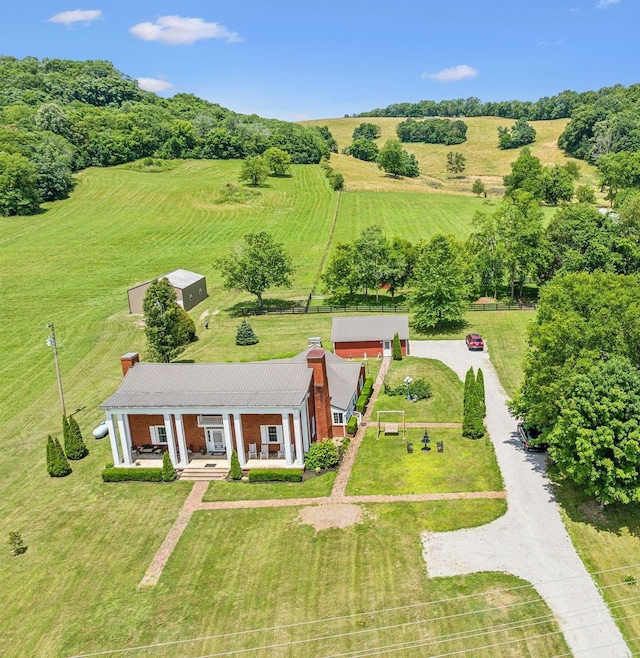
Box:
xmin=46 ymin=322 xmax=66 ymax=418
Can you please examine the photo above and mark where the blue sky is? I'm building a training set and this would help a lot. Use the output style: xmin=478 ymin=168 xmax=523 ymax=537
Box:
xmin=1 ymin=1 xmax=638 ymax=120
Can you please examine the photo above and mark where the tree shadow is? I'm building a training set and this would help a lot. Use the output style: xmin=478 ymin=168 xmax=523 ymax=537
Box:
xmin=550 ymin=463 xmax=640 ymax=538
xmin=411 ymin=318 xmax=470 ymax=338
xmin=224 ymin=298 xmax=302 ymax=318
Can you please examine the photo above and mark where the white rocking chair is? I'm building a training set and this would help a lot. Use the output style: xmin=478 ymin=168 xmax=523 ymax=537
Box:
xmin=248 ymin=443 xmax=258 ymax=460
xmin=260 ymin=445 xmax=270 ymax=460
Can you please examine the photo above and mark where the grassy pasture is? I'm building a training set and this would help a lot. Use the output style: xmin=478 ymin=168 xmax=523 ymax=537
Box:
xmin=302 ymin=116 xmax=598 ymax=194
xmin=0 ymin=153 xmax=570 ymax=657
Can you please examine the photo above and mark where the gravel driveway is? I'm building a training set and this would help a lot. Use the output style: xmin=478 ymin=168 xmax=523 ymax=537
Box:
xmin=411 ymin=340 xmax=629 ymax=658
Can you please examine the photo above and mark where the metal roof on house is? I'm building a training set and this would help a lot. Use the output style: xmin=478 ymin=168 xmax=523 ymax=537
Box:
xmin=287 ymin=347 xmax=362 ymax=412
xmin=100 ymin=362 xmax=312 ymax=410
xmin=331 ymin=315 xmax=409 ymax=343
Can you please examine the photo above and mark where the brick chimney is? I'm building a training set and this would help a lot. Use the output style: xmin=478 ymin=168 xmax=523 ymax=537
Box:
xmin=120 ymin=352 xmax=139 ymax=376
xmin=307 ymin=348 xmax=333 ymax=439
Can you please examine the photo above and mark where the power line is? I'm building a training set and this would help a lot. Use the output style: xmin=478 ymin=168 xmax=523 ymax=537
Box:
xmin=69 ymin=569 xmax=640 ymax=657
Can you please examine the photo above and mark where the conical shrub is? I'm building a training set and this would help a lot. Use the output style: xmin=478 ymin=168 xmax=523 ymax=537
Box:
xmin=49 ymin=436 xmax=72 ymax=477
xmin=476 ymin=368 xmax=486 ymax=418
xmin=162 ymin=451 xmax=176 ymax=481
xmin=230 ymin=450 xmax=242 ymax=480
xmin=392 ymin=332 xmax=402 ymax=360
xmin=235 ymin=320 xmax=259 ymax=346
xmin=65 ymin=416 xmax=88 ymax=460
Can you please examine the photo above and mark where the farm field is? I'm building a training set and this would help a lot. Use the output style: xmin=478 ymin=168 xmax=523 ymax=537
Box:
xmin=0 ymin=149 xmax=608 ymax=657
xmin=301 ymin=116 xmax=598 ymax=195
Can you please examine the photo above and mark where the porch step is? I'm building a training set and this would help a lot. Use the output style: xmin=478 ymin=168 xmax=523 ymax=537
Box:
xmin=178 ymin=466 xmax=229 ymax=481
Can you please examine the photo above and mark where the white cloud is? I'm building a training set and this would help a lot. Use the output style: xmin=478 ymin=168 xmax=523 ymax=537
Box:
xmin=422 ymin=65 xmax=479 ymax=83
xmin=47 ymin=9 xmax=103 ymax=25
xmin=597 ymin=0 xmax=621 ymax=7
xmin=137 ymin=77 xmax=174 ymax=93
xmin=129 ymin=15 xmax=241 ymax=45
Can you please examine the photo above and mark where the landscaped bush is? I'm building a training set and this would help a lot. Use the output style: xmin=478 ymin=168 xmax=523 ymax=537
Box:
xmin=356 ymin=394 xmax=368 ymax=413
xmin=65 ymin=415 xmax=88 ymax=460
xmin=341 ymin=436 xmax=351 ymax=453
xmin=361 ymin=377 xmax=374 ymax=400
xmin=47 ymin=435 xmax=71 ymax=477
xmin=102 ymin=468 xmax=163 ymax=482
xmin=476 ymin=368 xmax=486 ymax=417
xmin=346 ymin=416 xmax=358 ymax=435
xmin=248 ymin=469 xmax=303 ymax=483
xmin=236 ymin=320 xmax=259 ymax=346
xmin=304 ymin=439 xmax=340 ymax=470
xmin=230 ymin=450 xmax=243 ymax=480
xmin=162 ymin=451 xmax=176 ymax=482
xmin=383 ymin=378 xmax=432 ymax=401
xmin=392 ymin=332 xmax=402 ymax=360
xmin=462 ymin=367 xmax=485 ymax=439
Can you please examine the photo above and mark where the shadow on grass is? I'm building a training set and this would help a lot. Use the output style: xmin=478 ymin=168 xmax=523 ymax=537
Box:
xmin=412 ymin=318 xmax=471 ymax=338
xmin=550 ymin=462 xmax=640 ymax=538
xmin=224 ymin=298 xmax=302 ymax=318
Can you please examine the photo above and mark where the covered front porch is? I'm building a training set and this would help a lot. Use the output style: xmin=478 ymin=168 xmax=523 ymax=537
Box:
xmin=104 ymin=407 xmax=311 ymax=470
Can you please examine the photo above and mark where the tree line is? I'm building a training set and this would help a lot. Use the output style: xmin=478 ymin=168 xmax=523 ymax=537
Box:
xmin=0 ymin=56 xmax=335 ymax=216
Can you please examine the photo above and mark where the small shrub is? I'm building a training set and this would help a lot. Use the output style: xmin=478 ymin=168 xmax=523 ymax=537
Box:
xmin=304 ymin=439 xmax=340 ymax=470
xmin=236 ymin=320 xmax=259 ymax=346
xmin=65 ymin=415 xmax=88 ymax=460
xmin=102 ymin=468 xmax=163 ymax=482
xmin=48 ymin=435 xmax=71 ymax=477
xmin=328 ymin=171 xmax=344 ymax=191
xmin=230 ymin=450 xmax=243 ymax=480
xmin=162 ymin=451 xmax=176 ymax=482
xmin=8 ymin=531 xmax=26 ymax=557
xmin=356 ymin=394 xmax=368 ymax=413
xmin=215 ymin=183 xmax=260 ymax=204
xmin=341 ymin=436 xmax=351 ymax=453
xmin=346 ymin=416 xmax=358 ymax=435
xmin=384 ymin=378 xmax=431 ymax=400
xmin=248 ymin=469 xmax=303 ymax=483
xmin=392 ymin=332 xmax=402 ymax=360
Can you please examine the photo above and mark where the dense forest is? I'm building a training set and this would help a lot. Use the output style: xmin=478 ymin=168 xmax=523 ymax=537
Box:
xmin=0 ymin=56 xmax=334 ymax=214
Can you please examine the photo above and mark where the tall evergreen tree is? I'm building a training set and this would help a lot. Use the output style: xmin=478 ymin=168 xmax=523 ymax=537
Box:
xmin=143 ymin=277 xmax=187 ymax=363
xmin=48 ymin=435 xmax=72 ymax=477
xmin=476 ymin=368 xmax=486 ymax=417
xmin=392 ymin=332 xmax=402 ymax=360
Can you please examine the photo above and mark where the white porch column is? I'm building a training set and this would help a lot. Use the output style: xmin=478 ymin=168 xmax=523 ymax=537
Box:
xmin=281 ymin=413 xmax=293 ymax=466
xmin=301 ymin=402 xmax=310 ymax=452
xmin=164 ymin=413 xmax=178 ymax=466
xmin=117 ymin=413 xmax=132 ymax=466
xmin=106 ymin=414 xmax=121 ymax=466
xmin=233 ymin=415 xmax=246 ymax=466
xmin=174 ymin=414 xmax=188 ymax=467
xmin=293 ymin=412 xmax=304 ymax=467
xmin=222 ymin=413 xmax=234 ymax=460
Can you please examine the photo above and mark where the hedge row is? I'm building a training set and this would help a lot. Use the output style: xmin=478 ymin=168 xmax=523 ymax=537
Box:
xmin=102 ymin=467 xmax=163 ymax=482
xmin=248 ymin=469 xmax=303 ymax=482
xmin=355 ymin=394 xmax=368 ymax=414
xmin=346 ymin=416 xmax=358 ymax=435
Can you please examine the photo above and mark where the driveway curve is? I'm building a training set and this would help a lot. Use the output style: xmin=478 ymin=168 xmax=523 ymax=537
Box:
xmin=412 ymin=340 xmax=629 ymax=658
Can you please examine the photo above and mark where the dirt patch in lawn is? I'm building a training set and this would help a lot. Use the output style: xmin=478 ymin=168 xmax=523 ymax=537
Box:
xmin=298 ymin=504 xmax=364 ymax=530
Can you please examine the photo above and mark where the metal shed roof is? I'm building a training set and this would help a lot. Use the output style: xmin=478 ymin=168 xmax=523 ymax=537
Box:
xmin=160 ymin=269 xmax=205 ymax=289
xmin=331 ymin=315 xmax=409 ymax=343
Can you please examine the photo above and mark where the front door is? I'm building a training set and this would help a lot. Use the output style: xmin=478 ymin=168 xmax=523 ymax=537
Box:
xmin=205 ymin=428 xmax=226 ymax=454
xmin=382 ymin=340 xmax=392 ymax=357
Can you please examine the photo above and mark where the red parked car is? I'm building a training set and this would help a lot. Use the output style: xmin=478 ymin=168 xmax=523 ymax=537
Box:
xmin=465 ymin=333 xmax=484 ymax=350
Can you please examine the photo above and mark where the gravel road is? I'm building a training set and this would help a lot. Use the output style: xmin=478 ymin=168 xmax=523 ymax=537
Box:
xmin=411 ymin=340 xmax=630 ymax=658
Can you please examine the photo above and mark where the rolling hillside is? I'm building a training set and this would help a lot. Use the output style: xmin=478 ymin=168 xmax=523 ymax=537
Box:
xmin=301 ymin=116 xmax=598 ymax=195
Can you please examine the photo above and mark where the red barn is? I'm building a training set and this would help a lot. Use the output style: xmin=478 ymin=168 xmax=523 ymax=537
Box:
xmin=331 ymin=315 xmax=410 ymax=359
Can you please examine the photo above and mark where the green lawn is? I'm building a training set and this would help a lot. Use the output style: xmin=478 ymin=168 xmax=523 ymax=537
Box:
xmin=203 ymin=471 xmax=336 ymax=501
xmin=347 ymin=427 xmax=503 ymax=496
xmin=42 ymin=501 xmax=571 ymax=657
xmin=553 ymin=473 xmax=640 ymax=656
xmin=373 ymin=356 xmax=464 ymax=422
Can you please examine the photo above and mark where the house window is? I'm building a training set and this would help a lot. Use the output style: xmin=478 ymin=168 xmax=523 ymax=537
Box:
xmin=333 ymin=412 xmax=344 ymax=425
xmin=198 ymin=415 xmax=223 ymax=427
xmin=150 ymin=425 xmax=167 ymax=444
xmin=260 ymin=425 xmax=283 ymax=444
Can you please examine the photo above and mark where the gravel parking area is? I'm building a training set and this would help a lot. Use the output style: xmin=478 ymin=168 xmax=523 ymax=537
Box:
xmin=412 ymin=340 xmax=630 ymax=658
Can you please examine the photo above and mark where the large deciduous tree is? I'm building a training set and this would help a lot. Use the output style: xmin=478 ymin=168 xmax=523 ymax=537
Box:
xmin=238 ymin=155 xmax=269 ymax=187
xmin=352 ymin=123 xmax=381 ymax=140
xmin=376 ymin=139 xmax=419 ymax=178
xmin=354 ymin=225 xmax=389 ymax=301
xmin=0 ymin=152 xmax=41 ymax=216
xmin=446 ymin=151 xmax=466 ymax=176
xmin=263 ymin=147 xmax=292 ymax=176
xmin=412 ymin=234 xmax=467 ymax=331
xmin=511 ymin=272 xmax=640 ymax=429
xmin=217 ymin=232 xmax=294 ymax=308
xmin=547 ymin=357 xmax=640 ymax=508
xmin=143 ymin=278 xmax=189 ymax=363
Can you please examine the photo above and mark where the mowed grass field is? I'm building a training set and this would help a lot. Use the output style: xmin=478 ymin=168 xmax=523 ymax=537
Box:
xmin=0 ymin=152 xmax=605 ymax=657
xmin=301 ymin=116 xmax=598 ymax=195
